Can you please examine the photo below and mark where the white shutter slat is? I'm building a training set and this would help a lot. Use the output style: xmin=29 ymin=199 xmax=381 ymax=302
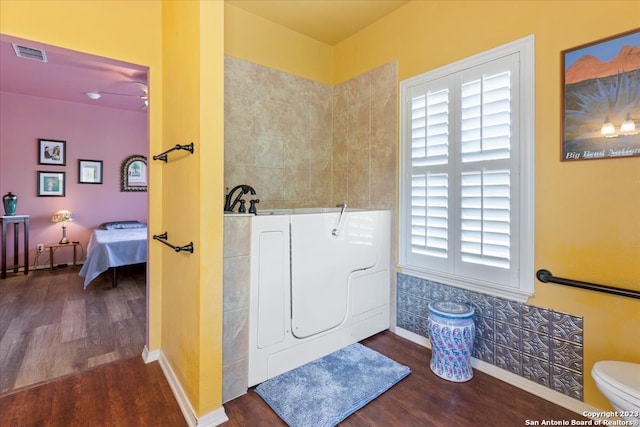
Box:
xmin=460 ymin=169 xmax=511 ymax=269
xmin=411 ymin=89 xmax=449 ymax=167
xmin=461 ymin=70 xmax=511 ymax=163
xmin=410 ymin=173 xmax=448 ymax=258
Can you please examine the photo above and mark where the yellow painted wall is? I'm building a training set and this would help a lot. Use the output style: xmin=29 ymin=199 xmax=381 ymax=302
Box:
xmin=224 ymin=2 xmax=334 ymax=84
xmin=222 ymin=0 xmax=639 ymax=412
xmin=162 ymin=1 xmax=224 ymax=415
xmin=0 ymin=0 xmax=165 ymax=372
xmin=197 ymin=0 xmax=225 ymax=413
xmin=1 ymin=0 xmax=225 ymax=418
xmin=161 ymin=0 xmax=224 ymax=415
xmin=161 ymin=0 xmax=201 ymax=411
xmin=331 ymin=0 xmax=640 ymax=411
xmin=4 ymin=0 xmax=637 ymax=418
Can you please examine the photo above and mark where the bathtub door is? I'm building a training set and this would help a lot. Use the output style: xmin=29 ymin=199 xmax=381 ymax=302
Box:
xmin=289 ymin=212 xmax=379 ymax=338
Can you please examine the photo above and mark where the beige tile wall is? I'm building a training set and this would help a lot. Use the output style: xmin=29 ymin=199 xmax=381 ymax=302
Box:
xmin=332 ymin=61 xmax=398 ymax=209
xmin=222 ymin=60 xmax=398 ymax=399
xmin=224 ymin=56 xmax=397 ymax=211
xmin=222 ymin=216 xmax=251 ymax=402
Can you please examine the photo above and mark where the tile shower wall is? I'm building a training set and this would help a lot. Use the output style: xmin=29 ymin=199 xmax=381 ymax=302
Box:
xmin=223 ymin=57 xmax=398 ymax=400
xmin=332 ymin=62 xmax=397 ymax=209
xmin=223 ymin=216 xmax=251 ymax=402
xmin=225 ymin=56 xmax=334 ymax=209
xmin=224 ymin=56 xmax=397 ymax=211
xmin=397 ymin=273 xmax=584 ymax=400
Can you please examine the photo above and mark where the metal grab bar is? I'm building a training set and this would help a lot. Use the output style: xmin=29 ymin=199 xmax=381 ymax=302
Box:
xmin=331 ymin=203 xmax=347 ymax=236
xmin=153 ymin=232 xmax=194 ymax=253
xmin=153 ymin=143 xmax=195 ymax=162
xmin=536 ymin=269 xmax=640 ymax=300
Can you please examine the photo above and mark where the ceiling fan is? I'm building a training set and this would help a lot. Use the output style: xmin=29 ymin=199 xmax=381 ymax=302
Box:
xmin=85 ymin=82 xmax=148 ymax=109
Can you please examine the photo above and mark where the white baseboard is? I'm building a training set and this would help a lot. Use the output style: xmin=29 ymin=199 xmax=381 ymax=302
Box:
xmin=394 ymin=327 xmax=602 ymax=419
xmin=193 ymin=408 xmax=230 ymax=427
xmin=157 ymin=350 xmax=229 ymax=427
xmin=141 ymin=345 xmax=160 ymax=363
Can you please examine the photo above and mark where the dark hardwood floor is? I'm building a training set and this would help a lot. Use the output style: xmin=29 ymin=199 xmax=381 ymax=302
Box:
xmin=2 ymin=271 xmax=589 ymax=426
xmin=1 ymin=331 xmax=588 ymax=427
xmin=0 ymin=264 xmax=146 ymax=393
xmin=0 ymin=356 xmax=187 ymax=427
xmin=223 ymin=331 xmax=589 ymax=427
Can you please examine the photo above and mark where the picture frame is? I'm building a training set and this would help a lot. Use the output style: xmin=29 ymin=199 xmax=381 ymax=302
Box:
xmin=78 ymin=159 xmax=103 ymax=184
xmin=120 ymin=155 xmax=147 ymax=192
xmin=561 ymin=28 xmax=640 ymax=161
xmin=38 ymin=139 xmax=66 ymax=166
xmin=37 ymin=171 xmax=65 ymax=197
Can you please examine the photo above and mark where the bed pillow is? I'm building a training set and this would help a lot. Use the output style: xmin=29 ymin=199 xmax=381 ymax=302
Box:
xmin=99 ymin=220 xmax=146 ymax=230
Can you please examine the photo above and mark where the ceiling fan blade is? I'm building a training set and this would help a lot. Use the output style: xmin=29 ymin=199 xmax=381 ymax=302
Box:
xmin=92 ymin=82 xmax=148 ymax=109
xmin=134 ymin=82 xmax=148 ymax=95
xmin=100 ymin=91 xmax=142 ymax=97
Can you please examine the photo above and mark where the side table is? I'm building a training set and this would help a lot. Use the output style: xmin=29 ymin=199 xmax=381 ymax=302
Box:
xmin=46 ymin=241 xmax=80 ymax=271
xmin=1 ymin=215 xmax=30 ymax=279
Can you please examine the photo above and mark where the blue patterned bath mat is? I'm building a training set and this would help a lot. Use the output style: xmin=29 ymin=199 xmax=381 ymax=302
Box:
xmin=255 ymin=342 xmax=411 ymax=427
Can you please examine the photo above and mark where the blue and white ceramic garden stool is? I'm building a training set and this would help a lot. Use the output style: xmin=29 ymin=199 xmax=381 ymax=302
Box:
xmin=427 ymin=301 xmax=475 ymax=382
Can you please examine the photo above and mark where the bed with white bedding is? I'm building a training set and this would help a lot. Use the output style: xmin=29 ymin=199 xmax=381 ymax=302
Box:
xmin=79 ymin=222 xmax=147 ymax=289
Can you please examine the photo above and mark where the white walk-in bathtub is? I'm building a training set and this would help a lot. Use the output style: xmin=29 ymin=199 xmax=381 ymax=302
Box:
xmin=248 ymin=208 xmax=391 ymax=387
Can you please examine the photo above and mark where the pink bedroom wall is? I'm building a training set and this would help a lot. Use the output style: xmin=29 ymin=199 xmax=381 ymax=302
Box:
xmin=0 ymin=91 xmax=148 ymax=269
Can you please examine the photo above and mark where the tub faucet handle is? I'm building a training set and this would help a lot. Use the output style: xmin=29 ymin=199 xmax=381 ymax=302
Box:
xmin=249 ymin=199 xmax=260 ymax=215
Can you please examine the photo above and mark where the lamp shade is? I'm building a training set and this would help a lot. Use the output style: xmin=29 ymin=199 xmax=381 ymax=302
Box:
xmin=51 ymin=209 xmax=75 ymax=223
xmin=52 ymin=209 xmax=75 ymax=244
xmin=620 ymin=113 xmax=636 ymax=134
xmin=601 ymin=116 xmax=615 ymax=137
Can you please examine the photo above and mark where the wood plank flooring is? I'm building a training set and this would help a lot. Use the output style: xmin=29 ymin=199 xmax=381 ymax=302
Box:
xmin=223 ymin=331 xmax=590 ymax=427
xmin=0 ymin=356 xmax=187 ymax=427
xmin=2 ymin=271 xmax=590 ymax=426
xmin=2 ymin=330 xmax=589 ymax=426
xmin=0 ymin=264 xmax=146 ymax=393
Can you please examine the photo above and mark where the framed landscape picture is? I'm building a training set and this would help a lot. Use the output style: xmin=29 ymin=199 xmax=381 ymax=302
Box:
xmin=38 ymin=139 xmax=66 ymax=166
xmin=561 ymin=28 xmax=640 ymax=161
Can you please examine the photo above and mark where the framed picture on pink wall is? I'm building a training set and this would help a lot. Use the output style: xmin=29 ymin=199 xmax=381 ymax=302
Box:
xmin=38 ymin=139 xmax=66 ymax=166
xmin=37 ymin=171 xmax=65 ymax=197
xmin=561 ymin=28 xmax=640 ymax=161
xmin=120 ymin=155 xmax=147 ymax=192
xmin=78 ymin=159 xmax=103 ymax=184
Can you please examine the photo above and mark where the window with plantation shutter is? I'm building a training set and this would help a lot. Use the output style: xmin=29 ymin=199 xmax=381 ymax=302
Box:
xmin=399 ymin=36 xmax=535 ymax=301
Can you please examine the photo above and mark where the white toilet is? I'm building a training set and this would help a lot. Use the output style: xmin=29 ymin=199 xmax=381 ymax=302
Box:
xmin=592 ymin=361 xmax=640 ymax=426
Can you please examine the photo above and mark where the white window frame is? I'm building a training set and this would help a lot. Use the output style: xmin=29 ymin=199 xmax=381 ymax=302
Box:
xmin=399 ymin=35 xmax=535 ymax=302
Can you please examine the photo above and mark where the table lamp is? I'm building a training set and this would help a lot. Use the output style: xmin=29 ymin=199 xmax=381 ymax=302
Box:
xmin=51 ymin=209 xmax=75 ymax=244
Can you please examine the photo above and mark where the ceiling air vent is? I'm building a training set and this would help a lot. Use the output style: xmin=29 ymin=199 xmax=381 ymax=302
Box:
xmin=12 ymin=43 xmax=48 ymax=62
